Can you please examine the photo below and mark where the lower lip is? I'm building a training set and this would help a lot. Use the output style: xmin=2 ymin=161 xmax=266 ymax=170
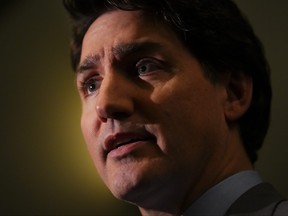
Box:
xmin=108 ymin=140 xmax=149 ymax=159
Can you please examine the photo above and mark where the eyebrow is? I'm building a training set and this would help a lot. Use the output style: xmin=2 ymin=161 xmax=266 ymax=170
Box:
xmin=77 ymin=41 xmax=165 ymax=74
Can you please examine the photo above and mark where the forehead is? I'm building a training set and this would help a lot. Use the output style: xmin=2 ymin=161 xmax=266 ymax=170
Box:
xmin=80 ymin=10 xmax=181 ymax=63
xmin=86 ymin=10 xmax=146 ymax=35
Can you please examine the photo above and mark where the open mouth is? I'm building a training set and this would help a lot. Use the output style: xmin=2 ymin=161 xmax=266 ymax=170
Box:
xmin=105 ymin=133 xmax=156 ymax=154
xmin=113 ymin=138 xmax=151 ymax=150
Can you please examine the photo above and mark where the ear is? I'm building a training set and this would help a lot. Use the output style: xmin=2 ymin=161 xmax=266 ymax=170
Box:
xmin=224 ymin=72 xmax=253 ymax=122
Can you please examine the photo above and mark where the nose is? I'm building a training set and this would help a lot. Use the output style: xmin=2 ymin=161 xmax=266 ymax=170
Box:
xmin=96 ymin=73 xmax=134 ymax=122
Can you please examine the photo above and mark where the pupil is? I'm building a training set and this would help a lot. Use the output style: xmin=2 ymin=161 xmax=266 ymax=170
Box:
xmin=140 ymin=65 xmax=147 ymax=72
xmin=89 ymin=84 xmax=95 ymax=91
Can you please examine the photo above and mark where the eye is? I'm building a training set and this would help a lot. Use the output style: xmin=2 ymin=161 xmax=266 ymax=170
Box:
xmin=87 ymin=80 xmax=97 ymax=94
xmin=136 ymin=59 xmax=162 ymax=76
xmin=80 ymin=78 xmax=99 ymax=96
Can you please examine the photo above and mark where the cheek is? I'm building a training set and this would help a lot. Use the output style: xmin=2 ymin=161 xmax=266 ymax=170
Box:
xmin=81 ymin=114 xmax=95 ymax=159
xmin=81 ymin=112 xmax=109 ymax=182
xmin=80 ymin=111 xmax=93 ymax=144
xmin=80 ymin=110 xmax=102 ymax=163
xmin=149 ymin=78 xmax=224 ymax=153
xmin=80 ymin=101 xmax=102 ymax=143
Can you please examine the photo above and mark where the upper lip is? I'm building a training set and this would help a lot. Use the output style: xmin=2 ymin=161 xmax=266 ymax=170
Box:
xmin=104 ymin=132 xmax=155 ymax=153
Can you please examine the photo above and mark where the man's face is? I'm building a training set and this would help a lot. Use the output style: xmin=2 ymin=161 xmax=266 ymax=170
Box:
xmin=78 ymin=10 xmax=229 ymax=205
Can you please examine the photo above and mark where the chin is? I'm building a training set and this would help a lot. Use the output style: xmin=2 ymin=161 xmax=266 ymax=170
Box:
xmin=106 ymin=159 xmax=163 ymax=204
xmin=108 ymin=171 xmax=146 ymax=203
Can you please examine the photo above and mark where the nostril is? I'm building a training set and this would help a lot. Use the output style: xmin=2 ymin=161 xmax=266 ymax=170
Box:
xmin=98 ymin=116 xmax=108 ymax=122
xmin=111 ymin=112 xmax=131 ymax=120
xmin=96 ymin=105 xmax=132 ymax=121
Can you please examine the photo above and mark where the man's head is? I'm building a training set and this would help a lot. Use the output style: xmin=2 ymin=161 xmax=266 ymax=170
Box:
xmin=64 ymin=0 xmax=272 ymax=164
xmin=64 ymin=0 xmax=271 ymax=213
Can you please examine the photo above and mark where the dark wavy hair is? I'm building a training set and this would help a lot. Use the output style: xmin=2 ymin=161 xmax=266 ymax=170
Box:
xmin=63 ymin=0 xmax=272 ymax=163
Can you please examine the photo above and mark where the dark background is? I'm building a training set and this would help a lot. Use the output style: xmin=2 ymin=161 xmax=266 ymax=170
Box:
xmin=1 ymin=0 xmax=287 ymax=215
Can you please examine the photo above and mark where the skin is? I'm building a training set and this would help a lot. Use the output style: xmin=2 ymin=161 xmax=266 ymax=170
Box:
xmin=77 ymin=10 xmax=253 ymax=216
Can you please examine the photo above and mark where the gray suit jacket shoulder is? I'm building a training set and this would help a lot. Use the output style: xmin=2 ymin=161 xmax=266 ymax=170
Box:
xmin=226 ymin=183 xmax=288 ymax=216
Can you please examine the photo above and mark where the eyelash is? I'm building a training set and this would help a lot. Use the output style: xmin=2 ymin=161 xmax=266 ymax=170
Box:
xmin=135 ymin=58 xmax=163 ymax=76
